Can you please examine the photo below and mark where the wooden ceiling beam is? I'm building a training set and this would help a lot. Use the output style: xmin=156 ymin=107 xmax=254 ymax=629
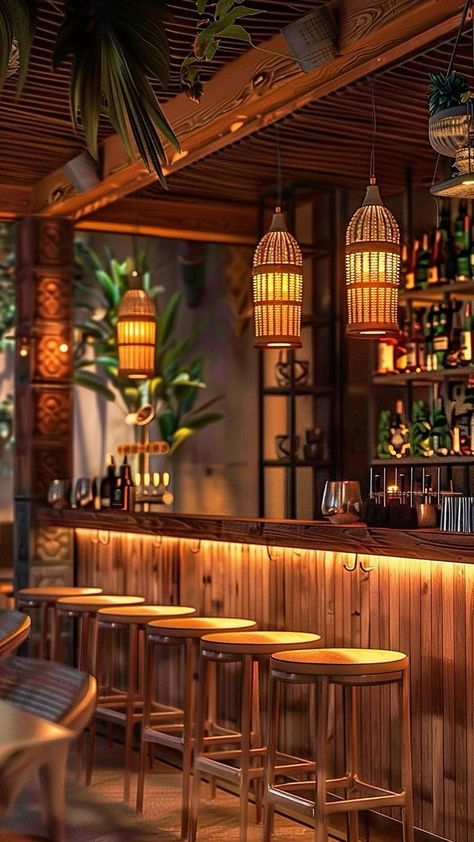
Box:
xmin=75 ymin=196 xmax=258 ymax=244
xmin=0 ymin=184 xmax=32 ymax=218
xmin=32 ymin=0 xmax=460 ymax=221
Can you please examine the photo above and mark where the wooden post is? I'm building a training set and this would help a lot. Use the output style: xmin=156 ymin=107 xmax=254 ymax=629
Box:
xmin=14 ymin=217 xmax=74 ymax=590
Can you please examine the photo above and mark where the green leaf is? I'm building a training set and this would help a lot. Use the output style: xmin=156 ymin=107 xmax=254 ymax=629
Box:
xmin=217 ymin=23 xmax=252 ymax=42
xmin=159 ymin=409 xmax=177 ymax=442
xmin=159 ymin=290 xmax=182 ymax=347
xmin=74 ymin=370 xmax=116 ymax=401
xmin=186 ymin=394 xmax=225 ymax=418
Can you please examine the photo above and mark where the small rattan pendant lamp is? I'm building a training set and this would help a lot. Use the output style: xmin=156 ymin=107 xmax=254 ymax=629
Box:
xmin=252 ymin=128 xmax=303 ymax=348
xmin=345 ymin=87 xmax=401 ymax=339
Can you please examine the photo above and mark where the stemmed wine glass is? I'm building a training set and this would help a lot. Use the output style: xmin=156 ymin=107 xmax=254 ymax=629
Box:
xmin=321 ymin=481 xmax=362 ymax=524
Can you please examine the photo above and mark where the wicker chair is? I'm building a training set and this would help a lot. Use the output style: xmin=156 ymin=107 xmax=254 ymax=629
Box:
xmin=0 ymin=610 xmax=31 ymax=660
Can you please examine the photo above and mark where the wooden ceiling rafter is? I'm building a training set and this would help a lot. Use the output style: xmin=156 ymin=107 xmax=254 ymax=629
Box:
xmin=30 ymin=0 xmax=462 ymax=220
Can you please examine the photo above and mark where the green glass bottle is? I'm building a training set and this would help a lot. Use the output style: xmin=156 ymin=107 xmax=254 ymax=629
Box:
xmin=415 ymin=233 xmax=430 ymax=289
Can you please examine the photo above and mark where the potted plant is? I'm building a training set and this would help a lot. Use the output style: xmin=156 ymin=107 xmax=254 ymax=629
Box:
xmin=74 ymin=244 xmax=224 ymax=455
xmin=428 ymin=71 xmax=473 ymax=158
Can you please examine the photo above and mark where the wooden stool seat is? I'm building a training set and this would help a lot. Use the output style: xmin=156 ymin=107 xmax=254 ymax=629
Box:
xmin=147 ymin=615 xmax=257 ymax=639
xmin=272 ymin=646 xmax=408 ymax=677
xmin=0 ymin=610 xmax=31 ymax=660
xmin=201 ymin=630 xmax=320 ymax=656
xmin=189 ymin=629 xmax=321 ymax=842
xmin=16 ymin=587 xmax=104 ymax=660
xmin=17 ymin=587 xmax=103 ymax=604
xmin=98 ymin=605 xmax=196 ymax=625
xmin=264 ymin=647 xmax=414 ymax=842
xmin=56 ymin=594 xmax=144 ymax=613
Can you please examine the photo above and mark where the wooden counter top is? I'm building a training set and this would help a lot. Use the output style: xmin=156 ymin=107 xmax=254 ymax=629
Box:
xmin=35 ymin=507 xmax=474 ymax=565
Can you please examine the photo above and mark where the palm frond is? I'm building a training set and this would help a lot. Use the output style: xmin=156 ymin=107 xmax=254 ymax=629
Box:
xmin=0 ymin=0 xmax=36 ymax=96
xmin=53 ymin=0 xmax=180 ymax=184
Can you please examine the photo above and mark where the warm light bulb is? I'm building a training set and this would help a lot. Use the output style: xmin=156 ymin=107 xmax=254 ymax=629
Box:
xmin=59 ymin=343 xmax=69 ymax=353
xmin=153 ymin=472 xmax=160 ymax=487
xmin=163 ymin=472 xmax=170 ymax=487
xmin=19 ymin=348 xmax=28 ymax=358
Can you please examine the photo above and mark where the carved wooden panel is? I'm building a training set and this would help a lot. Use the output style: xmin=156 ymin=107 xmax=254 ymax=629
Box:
xmin=35 ymin=274 xmax=71 ymax=320
xmin=35 ymin=526 xmax=73 ymax=564
xmin=34 ymin=389 xmax=71 ymax=437
xmin=34 ymin=336 xmax=71 ymax=381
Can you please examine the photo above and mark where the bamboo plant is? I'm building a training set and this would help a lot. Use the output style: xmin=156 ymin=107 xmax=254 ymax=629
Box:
xmin=74 ymin=244 xmax=224 ymax=454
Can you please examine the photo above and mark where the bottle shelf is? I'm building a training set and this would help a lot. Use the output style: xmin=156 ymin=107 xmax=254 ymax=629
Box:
xmin=373 ymin=369 xmax=474 ymax=385
xmin=372 ymin=456 xmax=474 ymax=466
xmin=399 ymin=280 xmax=474 ymax=304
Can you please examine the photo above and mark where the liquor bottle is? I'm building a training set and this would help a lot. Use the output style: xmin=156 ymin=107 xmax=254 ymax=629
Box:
xmin=425 ymin=305 xmax=435 ymax=371
xmin=112 ymin=456 xmax=135 ymax=511
xmin=460 ymin=301 xmax=473 ymax=365
xmin=405 ymin=240 xmax=418 ymax=291
xmin=446 ymin=302 xmax=463 ymax=368
xmin=439 ymin=203 xmax=456 ymax=283
xmin=429 ymin=229 xmax=446 ymax=285
xmin=100 ymin=455 xmax=116 ymax=509
xmin=406 ymin=309 xmax=426 ymax=372
xmin=388 ymin=400 xmax=410 ymax=459
xmin=430 ymin=395 xmax=451 ymax=456
xmin=376 ymin=337 xmax=397 ymax=374
xmin=455 ymin=202 xmax=471 ymax=281
xmin=432 ymin=303 xmax=450 ymax=369
xmin=415 ymin=233 xmax=430 ymax=289
xmin=395 ymin=320 xmax=409 ymax=373
xmin=400 ymin=243 xmax=409 ymax=290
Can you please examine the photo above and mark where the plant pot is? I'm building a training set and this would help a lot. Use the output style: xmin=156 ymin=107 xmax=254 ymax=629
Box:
xmin=429 ymin=105 xmax=472 ymax=157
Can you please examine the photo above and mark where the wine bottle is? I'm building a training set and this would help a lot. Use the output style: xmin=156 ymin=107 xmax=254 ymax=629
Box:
xmin=400 ymin=243 xmax=409 ymax=290
xmin=415 ymin=233 xmax=430 ymax=289
xmin=432 ymin=303 xmax=450 ymax=369
xmin=388 ymin=400 xmax=410 ymax=459
xmin=405 ymin=240 xmax=418 ymax=291
xmin=112 ymin=455 xmax=135 ymax=511
xmin=430 ymin=395 xmax=451 ymax=456
xmin=395 ymin=320 xmax=409 ymax=373
xmin=439 ymin=204 xmax=456 ymax=283
xmin=455 ymin=202 xmax=471 ymax=281
xmin=428 ymin=229 xmax=442 ymax=285
xmin=406 ymin=309 xmax=426 ymax=372
xmin=446 ymin=302 xmax=463 ymax=368
xmin=100 ymin=455 xmax=116 ymax=509
xmin=460 ymin=301 xmax=473 ymax=365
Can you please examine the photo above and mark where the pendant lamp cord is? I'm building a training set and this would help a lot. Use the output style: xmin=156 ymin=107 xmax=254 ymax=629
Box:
xmin=369 ymin=81 xmax=377 ymax=181
xmin=132 ymin=190 xmax=140 ymax=287
xmin=447 ymin=0 xmax=471 ymax=76
xmin=276 ymin=124 xmax=283 ymax=208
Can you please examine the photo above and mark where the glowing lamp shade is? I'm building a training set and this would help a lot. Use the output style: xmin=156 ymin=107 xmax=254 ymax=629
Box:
xmin=345 ymin=179 xmax=401 ymax=339
xmin=117 ymin=289 xmax=156 ymax=379
xmin=252 ymin=208 xmax=303 ymax=349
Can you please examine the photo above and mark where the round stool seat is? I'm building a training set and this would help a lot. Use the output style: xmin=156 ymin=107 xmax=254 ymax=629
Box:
xmin=201 ymin=630 xmax=320 ymax=656
xmin=17 ymin=586 xmax=103 ymax=604
xmin=56 ymin=594 xmax=145 ymax=614
xmin=98 ymin=605 xmax=196 ymax=625
xmin=272 ymin=647 xmax=408 ymax=677
xmin=147 ymin=616 xmax=257 ymax=639
xmin=0 ymin=582 xmax=13 ymax=594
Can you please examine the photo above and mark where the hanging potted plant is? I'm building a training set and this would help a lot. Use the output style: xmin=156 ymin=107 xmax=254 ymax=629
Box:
xmin=428 ymin=71 xmax=473 ymax=158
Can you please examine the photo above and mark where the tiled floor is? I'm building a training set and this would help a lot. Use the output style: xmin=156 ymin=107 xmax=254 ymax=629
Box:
xmin=2 ymin=737 xmax=317 ymax=841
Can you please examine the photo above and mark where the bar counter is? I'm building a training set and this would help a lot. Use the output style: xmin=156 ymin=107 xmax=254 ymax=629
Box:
xmin=34 ymin=507 xmax=474 ymax=842
xmin=35 ymin=507 xmax=474 ymax=565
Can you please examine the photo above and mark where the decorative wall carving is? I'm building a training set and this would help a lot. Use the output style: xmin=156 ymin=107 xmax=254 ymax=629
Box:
xmin=35 ymin=336 xmax=71 ymax=380
xmin=34 ymin=390 xmax=71 ymax=436
xmin=32 ymin=448 xmax=72 ymax=497
xmin=35 ymin=526 xmax=73 ymax=563
xmin=37 ymin=219 xmax=73 ymax=267
xmin=35 ymin=275 xmax=71 ymax=320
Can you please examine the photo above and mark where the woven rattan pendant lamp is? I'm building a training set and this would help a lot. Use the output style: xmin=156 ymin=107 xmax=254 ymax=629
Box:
xmin=345 ymin=87 xmax=401 ymax=339
xmin=252 ymin=129 xmax=303 ymax=349
xmin=117 ymin=287 xmax=156 ymax=379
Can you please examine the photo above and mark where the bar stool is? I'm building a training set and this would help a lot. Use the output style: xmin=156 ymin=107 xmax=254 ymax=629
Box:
xmin=54 ymin=594 xmax=145 ymax=670
xmin=189 ymin=630 xmax=321 ymax=842
xmin=137 ymin=616 xmax=258 ymax=838
xmin=90 ymin=604 xmax=196 ymax=803
xmin=16 ymin=586 xmax=103 ymax=659
xmin=265 ymin=648 xmax=414 ymax=842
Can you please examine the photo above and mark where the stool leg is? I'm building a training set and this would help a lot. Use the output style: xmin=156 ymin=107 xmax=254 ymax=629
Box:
xmin=189 ymin=652 xmax=210 ymax=842
xmin=315 ymin=677 xmax=329 ymax=842
xmin=181 ymin=638 xmax=196 ymax=839
xmin=400 ymin=670 xmax=415 ymax=842
xmin=239 ymin=654 xmax=253 ymax=842
xmin=86 ymin=621 xmax=104 ymax=787
xmin=251 ymin=659 xmax=263 ymax=824
xmin=39 ymin=601 xmax=49 ymax=659
xmin=344 ymin=685 xmax=359 ymax=842
xmin=38 ymin=744 xmax=69 ymax=842
xmin=263 ymin=672 xmax=280 ymax=842
xmin=207 ymin=660 xmax=217 ymax=800
xmin=137 ymin=637 xmax=156 ymax=814
xmin=51 ymin=608 xmax=61 ymax=662
xmin=124 ymin=623 xmax=139 ymax=804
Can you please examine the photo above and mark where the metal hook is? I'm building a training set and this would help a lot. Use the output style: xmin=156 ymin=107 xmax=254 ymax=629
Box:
xmin=266 ymin=545 xmax=280 ymax=562
xmin=152 ymin=534 xmax=163 ymax=549
xmin=343 ymin=554 xmax=358 ymax=573
xmin=359 ymin=557 xmax=375 ymax=574
xmin=291 ymin=549 xmax=301 ymax=562
xmin=189 ymin=539 xmax=201 ymax=555
xmin=89 ymin=530 xmax=110 ymax=546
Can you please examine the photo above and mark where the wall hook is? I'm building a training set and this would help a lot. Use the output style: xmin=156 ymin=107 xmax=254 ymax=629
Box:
xmin=90 ymin=529 xmax=110 ymax=546
xmin=189 ymin=539 xmax=201 ymax=554
xmin=152 ymin=534 xmax=163 ymax=549
xmin=343 ymin=554 xmax=359 ymax=573
xmin=359 ymin=558 xmax=375 ymax=574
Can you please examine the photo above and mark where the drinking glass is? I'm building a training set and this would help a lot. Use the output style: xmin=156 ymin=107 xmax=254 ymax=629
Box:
xmin=47 ymin=479 xmax=71 ymax=509
xmin=321 ymin=481 xmax=362 ymax=524
xmin=74 ymin=477 xmax=93 ymax=508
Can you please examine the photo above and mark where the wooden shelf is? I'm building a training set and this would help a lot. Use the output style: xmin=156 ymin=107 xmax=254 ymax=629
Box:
xmin=399 ymin=280 xmax=474 ymax=303
xmin=35 ymin=507 xmax=474 ymax=565
xmin=372 ymin=369 xmax=474 ymax=385
xmin=263 ymin=386 xmax=334 ymax=396
xmin=372 ymin=456 xmax=474 ymax=466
